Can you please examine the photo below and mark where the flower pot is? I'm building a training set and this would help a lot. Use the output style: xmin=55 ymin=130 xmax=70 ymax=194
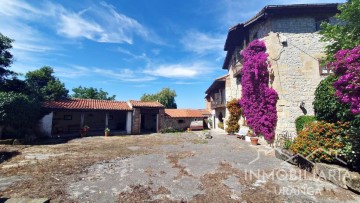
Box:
xmin=250 ymin=137 xmax=259 ymax=145
xmin=105 ymin=131 xmax=110 ymax=137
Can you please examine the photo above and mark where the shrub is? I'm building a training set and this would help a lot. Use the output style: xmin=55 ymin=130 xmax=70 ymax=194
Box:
xmin=313 ymin=74 xmax=354 ymax=123
xmin=160 ymin=127 xmax=184 ymax=133
xmin=226 ymin=99 xmax=242 ymax=134
xmin=218 ymin=122 xmax=224 ymax=129
xmin=295 ymin=115 xmax=316 ymax=133
xmin=0 ymin=92 xmax=40 ymax=138
xmin=239 ymin=39 xmax=278 ymax=140
xmin=331 ymin=45 xmax=360 ymax=115
xmin=290 ymin=121 xmax=351 ymax=165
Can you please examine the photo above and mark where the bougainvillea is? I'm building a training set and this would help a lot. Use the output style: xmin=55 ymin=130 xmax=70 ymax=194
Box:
xmin=239 ymin=40 xmax=278 ymax=140
xmin=331 ymin=45 xmax=360 ymax=115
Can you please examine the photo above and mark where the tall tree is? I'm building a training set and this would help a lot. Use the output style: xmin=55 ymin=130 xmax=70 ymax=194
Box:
xmin=25 ymin=66 xmax=69 ymax=101
xmin=0 ymin=33 xmax=15 ymax=82
xmin=72 ymin=86 xmax=116 ymax=100
xmin=320 ymin=0 xmax=360 ymax=62
xmin=141 ymin=88 xmax=177 ymax=108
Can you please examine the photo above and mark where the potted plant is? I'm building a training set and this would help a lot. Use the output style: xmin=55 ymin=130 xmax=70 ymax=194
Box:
xmin=80 ymin=125 xmax=90 ymax=137
xmin=245 ymin=128 xmax=253 ymax=142
xmin=104 ymin=128 xmax=110 ymax=136
xmin=247 ymin=129 xmax=259 ymax=145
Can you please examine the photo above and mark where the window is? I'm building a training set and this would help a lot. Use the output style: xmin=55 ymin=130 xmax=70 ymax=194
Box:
xmin=319 ymin=60 xmax=333 ymax=76
xmin=63 ymin=115 xmax=72 ymax=120
xmin=178 ymin=119 xmax=184 ymax=124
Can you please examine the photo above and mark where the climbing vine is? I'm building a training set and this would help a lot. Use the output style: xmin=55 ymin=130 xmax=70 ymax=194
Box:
xmin=331 ymin=45 xmax=360 ymax=115
xmin=239 ymin=39 xmax=278 ymax=141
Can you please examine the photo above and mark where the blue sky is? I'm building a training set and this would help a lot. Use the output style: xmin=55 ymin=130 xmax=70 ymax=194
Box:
xmin=0 ymin=0 xmax=344 ymax=108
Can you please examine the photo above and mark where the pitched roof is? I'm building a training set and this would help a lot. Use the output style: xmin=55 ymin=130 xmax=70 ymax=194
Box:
xmin=199 ymin=109 xmax=211 ymax=116
xmin=205 ymin=74 xmax=228 ymax=94
xmin=222 ymin=3 xmax=340 ymax=69
xmin=128 ymin=100 xmax=165 ymax=108
xmin=165 ymin=109 xmax=206 ymax=118
xmin=43 ymin=99 xmax=132 ymax=111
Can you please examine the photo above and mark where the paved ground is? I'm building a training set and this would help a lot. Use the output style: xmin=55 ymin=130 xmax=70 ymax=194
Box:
xmin=1 ymin=129 xmax=360 ymax=202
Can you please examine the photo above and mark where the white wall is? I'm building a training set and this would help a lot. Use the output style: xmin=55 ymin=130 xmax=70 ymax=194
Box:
xmin=39 ymin=112 xmax=53 ymax=137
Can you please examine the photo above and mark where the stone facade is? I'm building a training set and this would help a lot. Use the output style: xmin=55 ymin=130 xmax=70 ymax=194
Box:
xmin=221 ymin=5 xmax=339 ymax=136
xmin=162 ymin=117 xmax=203 ymax=130
xmin=131 ymin=108 xmax=141 ymax=134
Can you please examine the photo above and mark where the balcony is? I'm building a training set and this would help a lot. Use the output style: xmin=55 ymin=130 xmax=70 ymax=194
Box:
xmin=211 ymin=99 xmax=226 ymax=109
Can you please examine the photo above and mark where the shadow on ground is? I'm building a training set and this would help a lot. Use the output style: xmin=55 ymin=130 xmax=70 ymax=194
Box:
xmin=0 ymin=151 xmax=20 ymax=164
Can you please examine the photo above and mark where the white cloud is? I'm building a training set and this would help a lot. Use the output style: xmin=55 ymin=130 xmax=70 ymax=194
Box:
xmin=181 ymin=31 xmax=226 ymax=55
xmin=144 ymin=62 xmax=214 ymax=79
xmin=0 ymin=0 xmax=162 ymax=45
xmin=0 ymin=0 xmax=41 ymax=19
xmin=53 ymin=1 xmax=162 ymax=44
xmin=55 ymin=65 xmax=156 ymax=82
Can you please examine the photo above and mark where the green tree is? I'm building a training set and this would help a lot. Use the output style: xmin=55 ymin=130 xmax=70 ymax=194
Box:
xmin=0 ymin=92 xmax=40 ymax=138
xmin=320 ymin=0 xmax=360 ymax=62
xmin=72 ymin=86 xmax=116 ymax=100
xmin=141 ymin=88 xmax=177 ymax=108
xmin=25 ymin=66 xmax=69 ymax=101
xmin=313 ymin=74 xmax=354 ymax=123
xmin=0 ymin=33 xmax=15 ymax=82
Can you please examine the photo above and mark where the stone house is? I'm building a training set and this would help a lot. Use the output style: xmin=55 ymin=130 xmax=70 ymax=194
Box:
xmin=40 ymin=99 xmax=165 ymax=136
xmin=205 ymin=75 xmax=227 ymax=129
xmin=163 ymin=109 xmax=210 ymax=130
xmin=207 ymin=3 xmax=340 ymax=134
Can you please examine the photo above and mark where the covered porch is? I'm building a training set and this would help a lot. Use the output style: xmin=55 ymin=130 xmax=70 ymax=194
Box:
xmin=51 ymin=110 xmax=132 ymax=136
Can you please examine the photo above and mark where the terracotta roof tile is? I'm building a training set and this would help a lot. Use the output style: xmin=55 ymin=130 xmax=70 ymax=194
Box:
xmin=43 ymin=99 xmax=132 ymax=111
xmin=199 ymin=109 xmax=211 ymax=116
xmin=129 ymin=100 xmax=164 ymax=108
xmin=165 ymin=109 xmax=206 ymax=118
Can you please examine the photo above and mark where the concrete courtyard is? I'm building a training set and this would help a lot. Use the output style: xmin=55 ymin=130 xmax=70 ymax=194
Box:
xmin=0 ymin=130 xmax=359 ymax=202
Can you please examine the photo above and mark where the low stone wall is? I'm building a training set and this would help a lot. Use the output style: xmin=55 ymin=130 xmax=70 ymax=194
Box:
xmin=162 ymin=117 xmax=203 ymax=130
xmin=275 ymin=149 xmax=360 ymax=193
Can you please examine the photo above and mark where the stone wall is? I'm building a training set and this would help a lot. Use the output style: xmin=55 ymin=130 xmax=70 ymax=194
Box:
xmin=158 ymin=109 xmax=165 ymax=132
xmin=132 ymin=108 xmax=141 ymax=134
xmin=224 ymin=15 xmax=332 ymax=135
xmin=263 ymin=31 xmax=328 ymax=135
xmin=162 ymin=117 xmax=203 ymax=130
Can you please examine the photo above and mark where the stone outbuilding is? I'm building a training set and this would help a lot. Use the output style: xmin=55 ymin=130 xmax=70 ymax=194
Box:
xmin=40 ymin=99 xmax=164 ymax=136
xmin=162 ymin=109 xmax=210 ymax=130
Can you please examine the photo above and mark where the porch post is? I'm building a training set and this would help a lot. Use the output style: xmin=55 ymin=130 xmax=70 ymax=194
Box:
xmin=105 ymin=112 xmax=109 ymax=128
xmin=80 ymin=112 xmax=84 ymax=127
xmin=126 ymin=111 xmax=132 ymax=134
xmin=156 ymin=114 xmax=159 ymax=132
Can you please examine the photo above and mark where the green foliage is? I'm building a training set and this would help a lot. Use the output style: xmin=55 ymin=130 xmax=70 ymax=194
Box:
xmin=0 ymin=92 xmax=40 ymax=135
xmin=313 ymin=74 xmax=354 ymax=123
xmin=291 ymin=121 xmax=352 ymax=165
xmin=25 ymin=66 xmax=69 ymax=101
xmin=283 ymin=139 xmax=293 ymax=150
xmin=225 ymin=99 xmax=242 ymax=134
xmin=295 ymin=115 xmax=316 ymax=132
xmin=218 ymin=122 xmax=224 ymax=129
xmin=159 ymin=127 xmax=184 ymax=133
xmin=72 ymin=86 xmax=116 ymax=100
xmin=0 ymin=33 xmax=15 ymax=80
xmin=320 ymin=0 xmax=360 ymax=62
xmin=141 ymin=88 xmax=177 ymax=108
